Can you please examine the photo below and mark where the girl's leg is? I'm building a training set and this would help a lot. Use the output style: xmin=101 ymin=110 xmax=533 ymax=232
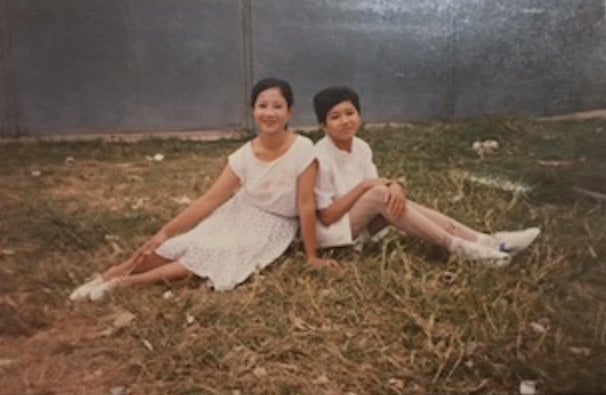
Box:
xmin=406 ymin=200 xmax=482 ymax=241
xmin=407 ymin=200 xmax=540 ymax=253
xmin=350 ymin=185 xmax=453 ymax=248
xmin=349 ymin=185 xmax=510 ymax=262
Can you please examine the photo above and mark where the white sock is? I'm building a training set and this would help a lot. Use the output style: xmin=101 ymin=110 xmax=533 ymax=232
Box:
xmin=448 ymin=236 xmax=464 ymax=252
xmin=476 ymin=233 xmax=501 ymax=249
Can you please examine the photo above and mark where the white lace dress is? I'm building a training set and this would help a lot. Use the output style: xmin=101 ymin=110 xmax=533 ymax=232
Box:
xmin=156 ymin=134 xmax=315 ymax=291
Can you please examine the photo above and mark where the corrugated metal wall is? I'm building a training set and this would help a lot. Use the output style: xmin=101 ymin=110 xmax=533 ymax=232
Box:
xmin=0 ymin=0 xmax=245 ymax=136
xmin=1 ymin=0 xmax=605 ymax=137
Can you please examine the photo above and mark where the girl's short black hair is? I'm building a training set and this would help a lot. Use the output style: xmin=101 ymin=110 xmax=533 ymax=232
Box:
xmin=251 ymin=78 xmax=294 ymax=108
xmin=313 ymin=86 xmax=361 ymax=124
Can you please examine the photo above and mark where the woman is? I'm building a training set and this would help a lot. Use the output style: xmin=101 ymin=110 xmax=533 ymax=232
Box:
xmin=70 ymin=78 xmax=337 ymax=302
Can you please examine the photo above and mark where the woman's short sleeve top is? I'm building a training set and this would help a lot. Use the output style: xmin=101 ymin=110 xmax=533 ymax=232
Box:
xmin=228 ymin=134 xmax=315 ymax=217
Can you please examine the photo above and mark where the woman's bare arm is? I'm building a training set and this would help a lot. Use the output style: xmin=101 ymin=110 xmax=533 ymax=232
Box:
xmin=160 ymin=164 xmax=241 ymax=238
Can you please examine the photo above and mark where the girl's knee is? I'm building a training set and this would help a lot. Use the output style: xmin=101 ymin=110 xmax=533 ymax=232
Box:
xmin=365 ymin=184 xmax=389 ymax=202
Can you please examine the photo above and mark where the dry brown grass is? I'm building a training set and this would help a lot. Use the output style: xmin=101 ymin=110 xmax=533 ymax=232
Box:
xmin=1 ymin=119 xmax=605 ymax=395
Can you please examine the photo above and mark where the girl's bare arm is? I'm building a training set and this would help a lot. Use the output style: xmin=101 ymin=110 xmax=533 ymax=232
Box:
xmin=298 ymin=161 xmax=339 ymax=269
xmin=318 ymin=178 xmax=390 ymax=226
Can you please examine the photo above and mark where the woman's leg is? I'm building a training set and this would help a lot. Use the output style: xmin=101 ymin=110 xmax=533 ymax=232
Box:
xmin=71 ymin=253 xmax=161 ymax=301
xmin=118 ymin=261 xmax=192 ymax=288
xmin=72 ymin=250 xmax=175 ymax=301
xmin=88 ymin=261 xmax=192 ymax=301
xmin=101 ymin=252 xmax=172 ymax=280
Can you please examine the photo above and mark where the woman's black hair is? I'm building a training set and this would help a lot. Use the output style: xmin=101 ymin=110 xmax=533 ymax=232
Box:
xmin=312 ymin=86 xmax=361 ymax=124
xmin=251 ymin=78 xmax=294 ymax=108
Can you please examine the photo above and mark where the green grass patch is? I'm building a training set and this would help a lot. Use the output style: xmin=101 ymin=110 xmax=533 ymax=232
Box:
xmin=1 ymin=119 xmax=605 ymax=394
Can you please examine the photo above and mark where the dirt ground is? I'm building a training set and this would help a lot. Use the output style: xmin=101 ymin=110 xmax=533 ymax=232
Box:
xmin=1 ymin=118 xmax=606 ymax=394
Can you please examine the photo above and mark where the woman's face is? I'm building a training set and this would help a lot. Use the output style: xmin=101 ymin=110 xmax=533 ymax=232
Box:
xmin=252 ymin=87 xmax=292 ymax=135
xmin=322 ymin=100 xmax=361 ymax=149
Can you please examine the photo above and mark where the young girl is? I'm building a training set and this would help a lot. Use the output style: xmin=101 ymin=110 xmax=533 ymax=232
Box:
xmin=312 ymin=86 xmax=540 ymax=265
xmin=70 ymin=78 xmax=337 ymax=302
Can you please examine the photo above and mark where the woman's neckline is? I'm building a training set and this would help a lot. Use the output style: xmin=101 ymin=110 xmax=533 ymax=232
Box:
xmin=250 ymin=132 xmax=298 ymax=164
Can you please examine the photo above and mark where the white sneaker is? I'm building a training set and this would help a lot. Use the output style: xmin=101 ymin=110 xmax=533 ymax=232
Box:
xmin=453 ymin=239 xmax=511 ymax=267
xmin=88 ymin=279 xmax=119 ymax=302
xmin=494 ymin=227 xmax=540 ymax=255
xmin=69 ymin=274 xmax=104 ymax=301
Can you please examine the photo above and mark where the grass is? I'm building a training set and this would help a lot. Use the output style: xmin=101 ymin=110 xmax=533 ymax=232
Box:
xmin=1 ymin=117 xmax=605 ymax=394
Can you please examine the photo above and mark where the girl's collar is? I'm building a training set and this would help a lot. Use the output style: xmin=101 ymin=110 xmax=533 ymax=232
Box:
xmin=326 ymin=135 xmax=354 ymax=155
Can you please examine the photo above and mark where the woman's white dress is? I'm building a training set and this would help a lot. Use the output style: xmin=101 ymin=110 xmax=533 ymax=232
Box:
xmin=156 ymin=134 xmax=314 ymax=291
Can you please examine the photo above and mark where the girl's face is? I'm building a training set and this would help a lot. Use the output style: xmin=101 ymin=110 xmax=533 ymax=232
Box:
xmin=322 ymin=100 xmax=361 ymax=150
xmin=253 ymin=87 xmax=292 ymax=135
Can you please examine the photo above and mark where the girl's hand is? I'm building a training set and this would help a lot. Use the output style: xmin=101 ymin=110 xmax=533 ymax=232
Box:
xmin=385 ymin=182 xmax=406 ymax=219
xmin=361 ymin=178 xmax=391 ymax=190
xmin=308 ymin=257 xmax=341 ymax=272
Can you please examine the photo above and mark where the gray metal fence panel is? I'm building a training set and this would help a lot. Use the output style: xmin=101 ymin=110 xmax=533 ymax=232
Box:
xmin=0 ymin=0 xmax=19 ymax=137
xmin=451 ymin=0 xmax=606 ymax=117
xmin=1 ymin=0 xmax=605 ymax=137
xmin=252 ymin=0 xmax=452 ymax=125
xmin=253 ymin=0 xmax=606 ymax=125
xmin=3 ymin=0 xmax=244 ymax=136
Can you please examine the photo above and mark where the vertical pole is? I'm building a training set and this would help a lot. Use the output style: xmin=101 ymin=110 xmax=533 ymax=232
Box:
xmin=0 ymin=0 xmax=13 ymax=136
xmin=241 ymin=0 xmax=254 ymax=131
xmin=444 ymin=2 xmax=457 ymax=120
xmin=0 ymin=0 xmax=19 ymax=137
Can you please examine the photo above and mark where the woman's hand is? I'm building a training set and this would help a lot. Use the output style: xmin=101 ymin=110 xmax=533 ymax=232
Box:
xmin=308 ymin=257 xmax=341 ymax=272
xmin=121 ymin=230 xmax=169 ymax=274
xmin=133 ymin=229 xmax=169 ymax=261
xmin=385 ymin=182 xmax=406 ymax=219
